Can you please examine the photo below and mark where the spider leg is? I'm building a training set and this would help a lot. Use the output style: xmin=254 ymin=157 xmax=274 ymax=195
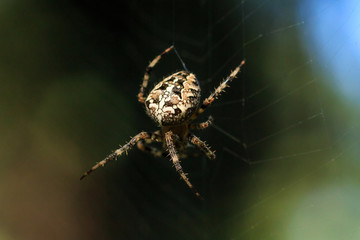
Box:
xmin=189 ymin=116 xmax=214 ymax=130
xmin=80 ymin=131 xmax=152 ymax=180
xmin=137 ymin=141 xmax=166 ymax=158
xmin=190 ymin=60 xmax=245 ymax=120
xmin=165 ymin=131 xmax=203 ymax=200
xmin=188 ymin=133 xmax=216 ymax=160
xmin=138 ymin=46 xmax=174 ymax=103
xmin=137 ymin=130 xmax=165 ymax=157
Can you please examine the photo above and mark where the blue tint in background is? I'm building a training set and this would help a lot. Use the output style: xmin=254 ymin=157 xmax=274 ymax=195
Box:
xmin=299 ymin=0 xmax=360 ymax=103
xmin=0 ymin=1 xmax=359 ymax=239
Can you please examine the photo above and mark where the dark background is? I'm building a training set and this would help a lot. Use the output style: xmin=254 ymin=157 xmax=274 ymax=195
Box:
xmin=1 ymin=0 xmax=359 ymax=239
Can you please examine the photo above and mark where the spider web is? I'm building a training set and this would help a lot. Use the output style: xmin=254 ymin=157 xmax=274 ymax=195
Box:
xmin=188 ymin=1 xmax=359 ymax=239
xmin=0 ymin=0 xmax=359 ymax=240
xmin=128 ymin=0 xmax=358 ymax=239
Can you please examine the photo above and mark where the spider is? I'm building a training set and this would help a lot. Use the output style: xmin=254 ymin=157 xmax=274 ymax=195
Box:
xmin=80 ymin=46 xmax=245 ymax=199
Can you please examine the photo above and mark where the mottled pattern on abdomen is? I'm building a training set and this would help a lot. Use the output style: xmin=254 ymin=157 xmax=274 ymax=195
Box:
xmin=145 ymin=71 xmax=201 ymax=126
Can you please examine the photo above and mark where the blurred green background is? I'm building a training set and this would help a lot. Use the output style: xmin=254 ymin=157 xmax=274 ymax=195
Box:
xmin=0 ymin=0 xmax=359 ymax=239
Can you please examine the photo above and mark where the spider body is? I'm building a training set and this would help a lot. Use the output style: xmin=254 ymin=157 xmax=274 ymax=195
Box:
xmin=161 ymin=124 xmax=189 ymax=151
xmin=145 ymin=71 xmax=200 ymax=126
xmin=81 ymin=46 xmax=245 ymax=199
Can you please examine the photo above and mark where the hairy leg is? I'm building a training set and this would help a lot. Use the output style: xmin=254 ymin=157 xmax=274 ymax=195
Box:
xmin=165 ymin=131 xmax=203 ymax=199
xmin=190 ymin=60 xmax=245 ymax=120
xmin=80 ymin=131 xmax=152 ymax=180
xmin=189 ymin=116 xmax=214 ymax=130
xmin=137 ymin=142 xmax=165 ymax=158
xmin=138 ymin=46 xmax=174 ymax=103
xmin=188 ymin=133 xmax=216 ymax=160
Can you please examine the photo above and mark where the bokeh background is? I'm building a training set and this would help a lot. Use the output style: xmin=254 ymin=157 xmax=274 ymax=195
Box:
xmin=1 ymin=0 xmax=359 ymax=239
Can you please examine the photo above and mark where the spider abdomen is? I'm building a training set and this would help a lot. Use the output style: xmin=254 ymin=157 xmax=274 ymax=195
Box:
xmin=145 ymin=71 xmax=201 ymax=126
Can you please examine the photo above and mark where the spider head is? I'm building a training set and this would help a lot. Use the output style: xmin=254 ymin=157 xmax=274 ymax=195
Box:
xmin=145 ymin=71 xmax=201 ymax=126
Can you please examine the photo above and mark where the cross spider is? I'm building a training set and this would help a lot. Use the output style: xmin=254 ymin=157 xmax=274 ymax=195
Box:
xmin=80 ymin=46 xmax=245 ymax=199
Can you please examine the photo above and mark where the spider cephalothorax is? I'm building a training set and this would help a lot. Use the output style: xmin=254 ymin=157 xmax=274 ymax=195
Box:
xmin=81 ymin=46 xmax=245 ymax=199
